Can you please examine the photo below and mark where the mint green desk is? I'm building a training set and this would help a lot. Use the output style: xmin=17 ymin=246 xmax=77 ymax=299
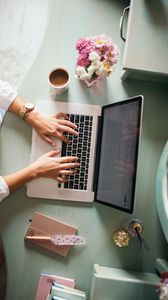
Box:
xmin=0 ymin=1 xmax=168 ymax=299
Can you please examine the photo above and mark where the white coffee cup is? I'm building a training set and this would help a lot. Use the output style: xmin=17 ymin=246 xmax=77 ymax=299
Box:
xmin=48 ymin=67 xmax=70 ymax=96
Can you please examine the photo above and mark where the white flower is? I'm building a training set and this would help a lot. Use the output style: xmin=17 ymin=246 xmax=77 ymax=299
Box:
xmin=95 ymin=64 xmax=104 ymax=76
xmin=80 ymin=72 xmax=90 ymax=80
xmin=87 ymin=65 xmax=96 ymax=78
xmin=76 ymin=66 xmax=90 ymax=80
xmin=92 ymin=59 xmax=101 ymax=68
xmin=76 ymin=66 xmax=86 ymax=76
xmin=89 ymin=51 xmax=100 ymax=62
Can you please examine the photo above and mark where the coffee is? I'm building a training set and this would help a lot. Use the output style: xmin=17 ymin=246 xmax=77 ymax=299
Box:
xmin=49 ymin=69 xmax=69 ymax=87
xmin=48 ymin=67 xmax=70 ymax=96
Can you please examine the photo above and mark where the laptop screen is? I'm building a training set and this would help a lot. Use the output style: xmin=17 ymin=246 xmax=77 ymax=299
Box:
xmin=95 ymin=96 xmax=143 ymax=213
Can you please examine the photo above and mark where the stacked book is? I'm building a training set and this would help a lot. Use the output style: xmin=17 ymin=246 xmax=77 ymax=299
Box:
xmin=47 ymin=281 xmax=87 ymax=300
xmin=35 ymin=273 xmax=86 ymax=300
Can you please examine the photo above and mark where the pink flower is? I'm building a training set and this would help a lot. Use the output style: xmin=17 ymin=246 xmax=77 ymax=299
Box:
xmin=76 ymin=38 xmax=95 ymax=55
xmin=103 ymin=51 xmax=118 ymax=65
xmin=94 ymin=34 xmax=113 ymax=49
xmin=101 ymin=44 xmax=119 ymax=65
xmin=77 ymin=55 xmax=90 ymax=67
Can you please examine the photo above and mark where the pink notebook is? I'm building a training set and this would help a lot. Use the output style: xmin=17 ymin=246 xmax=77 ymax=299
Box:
xmin=35 ymin=273 xmax=75 ymax=300
xmin=24 ymin=212 xmax=77 ymax=257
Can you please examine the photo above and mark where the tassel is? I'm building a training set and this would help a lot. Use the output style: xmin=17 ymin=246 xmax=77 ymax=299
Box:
xmin=134 ymin=226 xmax=150 ymax=253
xmin=125 ymin=219 xmax=151 ymax=254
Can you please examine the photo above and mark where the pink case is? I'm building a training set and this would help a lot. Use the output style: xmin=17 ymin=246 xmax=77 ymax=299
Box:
xmin=24 ymin=212 xmax=77 ymax=256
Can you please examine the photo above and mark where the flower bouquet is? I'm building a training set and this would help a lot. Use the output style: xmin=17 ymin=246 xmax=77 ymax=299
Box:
xmin=75 ymin=34 xmax=119 ymax=87
xmin=157 ymin=273 xmax=168 ymax=300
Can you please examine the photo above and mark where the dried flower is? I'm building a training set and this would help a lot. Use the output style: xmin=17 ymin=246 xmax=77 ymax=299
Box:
xmin=112 ymin=230 xmax=130 ymax=247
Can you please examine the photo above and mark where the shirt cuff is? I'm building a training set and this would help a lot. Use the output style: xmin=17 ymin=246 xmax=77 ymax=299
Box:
xmin=0 ymin=176 xmax=10 ymax=203
xmin=0 ymin=80 xmax=17 ymax=110
xmin=0 ymin=108 xmax=6 ymax=127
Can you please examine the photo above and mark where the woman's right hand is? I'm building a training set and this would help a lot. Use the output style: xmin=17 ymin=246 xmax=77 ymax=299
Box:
xmin=31 ymin=149 xmax=80 ymax=183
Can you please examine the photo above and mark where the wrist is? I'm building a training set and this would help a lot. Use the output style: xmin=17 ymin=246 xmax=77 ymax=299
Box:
xmin=28 ymin=158 xmax=45 ymax=179
xmin=3 ymin=164 xmax=39 ymax=193
xmin=8 ymin=96 xmax=23 ymax=115
xmin=25 ymin=163 xmax=39 ymax=180
xmin=25 ymin=109 xmax=40 ymax=126
xmin=19 ymin=102 xmax=35 ymax=120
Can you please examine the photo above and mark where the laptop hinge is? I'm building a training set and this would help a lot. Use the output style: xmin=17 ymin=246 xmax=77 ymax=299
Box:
xmin=93 ymin=115 xmax=102 ymax=196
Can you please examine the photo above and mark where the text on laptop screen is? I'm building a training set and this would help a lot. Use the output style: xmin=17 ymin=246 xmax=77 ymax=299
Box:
xmin=95 ymin=97 xmax=142 ymax=213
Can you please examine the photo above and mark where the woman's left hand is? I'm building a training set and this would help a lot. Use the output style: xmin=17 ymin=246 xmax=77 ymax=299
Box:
xmin=26 ymin=111 xmax=78 ymax=145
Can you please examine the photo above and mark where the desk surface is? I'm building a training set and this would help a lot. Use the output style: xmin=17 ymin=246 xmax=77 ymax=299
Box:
xmin=0 ymin=0 xmax=168 ymax=299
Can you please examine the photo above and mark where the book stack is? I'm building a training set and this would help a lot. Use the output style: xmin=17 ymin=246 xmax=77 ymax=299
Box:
xmin=35 ymin=273 xmax=75 ymax=300
xmin=47 ymin=281 xmax=87 ymax=300
xmin=35 ymin=273 xmax=87 ymax=300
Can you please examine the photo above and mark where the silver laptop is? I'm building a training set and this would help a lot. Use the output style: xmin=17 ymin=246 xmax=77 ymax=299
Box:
xmin=27 ymin=95 xmax=143 ymax=213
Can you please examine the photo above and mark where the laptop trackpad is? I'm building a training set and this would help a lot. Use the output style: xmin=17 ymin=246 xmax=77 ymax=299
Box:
xmin=30 ymin=130 xmax=62 ymax=163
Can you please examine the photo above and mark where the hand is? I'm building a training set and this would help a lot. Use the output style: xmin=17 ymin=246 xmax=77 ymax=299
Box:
xmin=31 ymin=149 xmax=80 ymax=183
xmin=26 ymin=111 xmax=78 ymax=145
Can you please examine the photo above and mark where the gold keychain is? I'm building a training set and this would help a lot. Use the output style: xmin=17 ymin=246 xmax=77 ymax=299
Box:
xmin=112 ymin=218 xmax=150 ymax=253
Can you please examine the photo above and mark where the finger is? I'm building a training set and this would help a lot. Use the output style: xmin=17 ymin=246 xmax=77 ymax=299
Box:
xmin=56 ymin=176 xmax=69 ymax=183
xmin=54 ymin=131 xmax=70 ymax=144
xmin=46 ymin=149 xmax=61 ymax=157
xmin=59 ymin=162 xmax=80 ymax=169
xmin=59 ymin=170 xmax=77 ymax=175
xmin=55 ymin=112 xmax=69 ymax=120
xmin=58 ymin=125 xmax=78 ymax=136
xmin=43 ymin=135 xmax=56 ymax=146
xmin=58 ymin=156 xmax=79 ymax=163
xmin=58 ymin=119 xmax=77 ymax=129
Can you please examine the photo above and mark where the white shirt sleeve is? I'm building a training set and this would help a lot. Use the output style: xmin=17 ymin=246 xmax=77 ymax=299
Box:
xmin=0 ymin=108 xmax=6 ymax=124
xmin=0 ymin=80 xmax=16 ymax=200
xmin=0 ymin=80 xmax=17 ymax=110
xmin=0 ymin=176 xmax=10 ymax=203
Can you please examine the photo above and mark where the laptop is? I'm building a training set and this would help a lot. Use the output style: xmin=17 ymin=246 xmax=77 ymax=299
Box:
xmin=27 ymin=95 xmax=143 ymax=213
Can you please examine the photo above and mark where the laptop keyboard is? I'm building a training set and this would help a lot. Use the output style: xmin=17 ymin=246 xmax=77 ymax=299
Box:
xmin=58 ymin=114 xmax=93 ymax=190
